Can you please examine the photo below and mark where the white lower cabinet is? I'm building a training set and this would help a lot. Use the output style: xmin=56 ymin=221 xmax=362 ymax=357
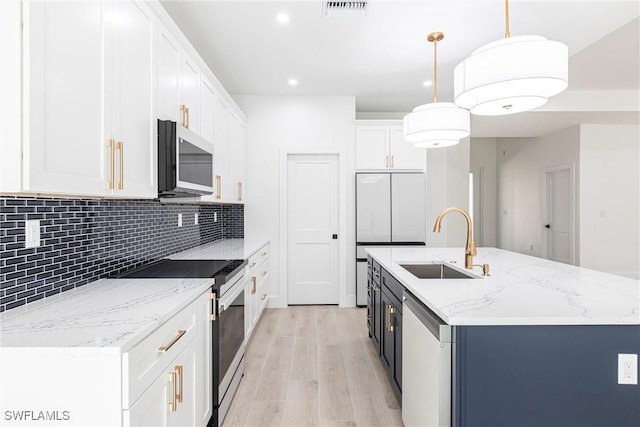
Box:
xmin=124 ymin=289 xmax=211 ymax=427
xmin=125 ymin=337 xmax=198 ymax=427
xmin=0 ymin=289 xmax=212 ymax=427
xmin=245 ymin=243 xmax=270 ymax=340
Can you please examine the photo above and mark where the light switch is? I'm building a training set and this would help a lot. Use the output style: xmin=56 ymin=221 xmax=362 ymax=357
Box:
xmin=25 ymin=220 xmax=41 ymax=248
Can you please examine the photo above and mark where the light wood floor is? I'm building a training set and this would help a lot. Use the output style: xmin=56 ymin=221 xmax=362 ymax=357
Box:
xmin=223 ymin=306 xmax=403 ymax=427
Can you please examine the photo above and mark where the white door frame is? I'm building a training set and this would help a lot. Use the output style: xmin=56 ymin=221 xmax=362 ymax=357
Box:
xmin=540 ymin=163 xmax=576 ymax=265
xmin=279 ymin=146 xmax=348 ymax=307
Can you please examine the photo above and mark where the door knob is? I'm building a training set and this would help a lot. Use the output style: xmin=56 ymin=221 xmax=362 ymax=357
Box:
xmin=545 ymin=224 xmax=551 ymax=229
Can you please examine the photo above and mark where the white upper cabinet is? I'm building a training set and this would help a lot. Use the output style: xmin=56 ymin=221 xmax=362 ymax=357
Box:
xmin=355 ymin=124 xmax=426 ymax=171
xmin=157 ymin=23 xmax=181 ymax=123
xmin=199 ymin=77 xmax=216 ymax=144
xmin=24 ymin=0 xmax=107 ymax=195
xmin=105 ymin=0 xmax=156 ymax=198
xmin=15 ymin=0 xmax=156 ymax=198
xmin=180 ymin=56 xmax=200 ymax=135
xmin=356 ymin=126 xmax=389 ymax=170
xmin=2 ymin=0 xmax=247 ymax=200
xmin=388 ymin=126 xmax=426 ymax=170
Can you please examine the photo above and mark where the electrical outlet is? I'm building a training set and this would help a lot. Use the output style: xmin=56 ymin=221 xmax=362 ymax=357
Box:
xmin=178 ymin=213 xmax=183 ymax=227
xmin=618 ymin=354 xmax=638 ymax=385
xmin=194 ymin=213 xmax=198 ymax=225
xmin=214 ymin=212 xmax=218 ymax=223
xmin=25 ymin=220 xmax=41 ymax=248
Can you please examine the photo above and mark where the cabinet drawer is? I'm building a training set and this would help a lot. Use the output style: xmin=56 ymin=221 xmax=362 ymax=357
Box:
xmin=248 ymin=261 xmax=269 ymax=295
xmin=247 ymin=243 xmax=270 ymax=274
xmin=122 ymin=295 xmax=202 ymax=408
xmin=382 ymin=267 xmax=403 ymax=303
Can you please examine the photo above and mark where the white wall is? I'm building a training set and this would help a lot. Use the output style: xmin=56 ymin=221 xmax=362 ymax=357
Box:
xmin=426 ymin=138 xmax=470 ymax=247
xmin=579 ymin=124 xmax=640 ymax=279
xmin=496 ymin=126 xmax=581 ymax=258
xmin=234 ymin=95 xmax=356 ymax=308
xmin=470 ymin=137 xmax=498 ymax=247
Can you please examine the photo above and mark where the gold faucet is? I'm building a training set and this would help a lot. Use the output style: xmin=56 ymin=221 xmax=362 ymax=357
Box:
xmin=433 ymin=207 xmax=477 ymax=269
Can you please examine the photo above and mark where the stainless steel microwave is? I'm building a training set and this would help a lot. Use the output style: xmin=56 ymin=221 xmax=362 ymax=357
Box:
xmin=158 ymin=120 xmax=214 ymax=197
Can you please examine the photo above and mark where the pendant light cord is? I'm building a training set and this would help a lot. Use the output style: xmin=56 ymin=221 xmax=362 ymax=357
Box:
xmin=433 ymin=39 xmax=438 ymax=103
xmin=427 ymin=31 xmax=444 ymax=103
xmin=505 ymin=0 xmax=511 ymax=38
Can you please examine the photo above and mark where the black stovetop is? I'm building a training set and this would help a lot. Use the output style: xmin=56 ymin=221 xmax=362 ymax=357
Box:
xmin=118 ymin=259 xmax=246 ymax=284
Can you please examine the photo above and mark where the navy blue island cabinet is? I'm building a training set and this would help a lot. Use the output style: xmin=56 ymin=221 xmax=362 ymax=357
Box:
xmin=453 ymin=324 xmax=640 ymax=427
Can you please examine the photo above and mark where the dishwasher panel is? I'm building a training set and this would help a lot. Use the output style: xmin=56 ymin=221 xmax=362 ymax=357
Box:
xmin=402 ymin=292 xmax=452 ymax=427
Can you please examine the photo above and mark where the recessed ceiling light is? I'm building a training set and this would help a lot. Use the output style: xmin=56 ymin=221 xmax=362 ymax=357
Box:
xmin=277 ymin=13 xmax=290 ymax=24
xmin=288 ymin=79 xmax=298 ymax=86
xmin=423 ymin=80 xmax=433 ymax=87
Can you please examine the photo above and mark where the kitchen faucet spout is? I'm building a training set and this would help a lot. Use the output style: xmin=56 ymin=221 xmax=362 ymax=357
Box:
xmin=433 ymin=207 xmax=477 ymax=269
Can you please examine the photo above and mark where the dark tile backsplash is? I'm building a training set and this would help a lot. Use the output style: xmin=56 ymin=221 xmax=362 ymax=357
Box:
xmin=0 ymin=197 xmax=244 ymax=312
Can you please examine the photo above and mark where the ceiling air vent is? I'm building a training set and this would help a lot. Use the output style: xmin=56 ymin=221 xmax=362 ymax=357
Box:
xmin=324 ymin=1 xmax=369 ymax=18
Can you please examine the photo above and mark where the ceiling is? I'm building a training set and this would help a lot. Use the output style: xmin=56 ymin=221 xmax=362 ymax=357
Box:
xmin=160 ymin=0 xmax=640 ymax=137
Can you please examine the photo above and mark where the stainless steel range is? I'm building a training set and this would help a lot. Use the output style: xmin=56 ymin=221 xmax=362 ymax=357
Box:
xmin=119 ymin=258 xmax=247 ymax=427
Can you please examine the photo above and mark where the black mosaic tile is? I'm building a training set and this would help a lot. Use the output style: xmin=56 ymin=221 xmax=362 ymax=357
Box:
xmin=0 ymin=196 xmax=243 ymax=311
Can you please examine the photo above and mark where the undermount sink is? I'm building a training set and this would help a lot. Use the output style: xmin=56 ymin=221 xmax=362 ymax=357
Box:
xmin=399 ymin=263 xmax=478 ymax=279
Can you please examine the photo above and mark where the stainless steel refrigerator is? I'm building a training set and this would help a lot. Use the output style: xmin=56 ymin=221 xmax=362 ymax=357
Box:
xmin=356 ymin=172 xmax=426 ymax=305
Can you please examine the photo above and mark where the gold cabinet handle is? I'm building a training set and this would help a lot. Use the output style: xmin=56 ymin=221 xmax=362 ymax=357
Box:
xmin=249 ymin=262 xmax=256 ymax=268
xmin=251 ymin=277 xmax=257 ymax=294
xmin=261 ymin=294 xmax=267 ymax=300
xmin=210 ymin=292 xmax=217 ymax=321
xmin=391 ymin=155 xmax=394 ymax=168
xmin=385 ymin=155 xmax=389 ymax=168
xmin=215 ymin=175 xmax=221 ymax=199
xmin=185 ymin=107 xmax=190 ymax=129
xmin=107 ymin=139 xmax=115 ymax=190
xmin=389 ymin=306 xmax=395 ymax=332
xmin=168 ymin=371 xmax=177 ymax=412
xmin=180 ymin=104 xmax=187 ymax=128
xmin=158 ymin=329 xmax=187 ymax=353
xmin=261 ymin=271 xmax=267 ymax=277
xmin=116 ymin=140 xmax=124 ymax=190
xmin=175 ymin=365 xmax=183 ymax=403
xmin=237 ymin=182 xmax=243 ymax=201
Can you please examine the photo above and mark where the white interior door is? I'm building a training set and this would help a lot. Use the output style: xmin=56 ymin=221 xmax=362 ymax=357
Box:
xmin=543 ymin=167 xmax=574 ymax=264
xmin=287 ymin=154 xmax=339 ymax=305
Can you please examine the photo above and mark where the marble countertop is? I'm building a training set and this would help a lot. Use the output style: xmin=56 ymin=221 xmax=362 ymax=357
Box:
xmin=0 ymin=277 xmax=213 ymax=349
xmin=366 ymin=246 xmax=640 ymax=326
xmin=0 ymin=238 xmax=270 ymax=349
xmin=168 ymin=238 xmax=269 ymax=260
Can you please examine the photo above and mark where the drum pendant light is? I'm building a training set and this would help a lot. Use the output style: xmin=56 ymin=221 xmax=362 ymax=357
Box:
xmin=403 ymin=32 xmax=470 ymax=149
xmin=454 ymin=0 xmax=569 ymax=116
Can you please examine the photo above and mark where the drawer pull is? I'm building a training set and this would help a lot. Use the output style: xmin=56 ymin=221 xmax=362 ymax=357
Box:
xmin=261 ymin=252 xmax=268 ymax=257
xmin=261 ymin=294 xmax=267 ymax=300
xmin=158 ymin=329 xmax=187 ymax=353
xmin=251 ymin=277 xmax=257 ymax=294
xmin=249 ymin=262 xmax=256 ymax=268
xmin=168 ymin=371 xmax=177 ymax=412
xmin=374 ymin=271 xmax=380 ymax=278
xmin=261 ymin=271 xmax=267 ymax=277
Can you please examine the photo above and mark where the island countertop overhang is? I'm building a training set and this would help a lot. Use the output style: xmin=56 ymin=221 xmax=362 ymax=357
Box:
xmin=366 ymin=246 xmax=640 ymax=326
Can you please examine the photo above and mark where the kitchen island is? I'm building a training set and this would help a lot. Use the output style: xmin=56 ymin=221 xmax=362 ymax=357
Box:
xmin=366 ymin=246 xmax=640 ymax=427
